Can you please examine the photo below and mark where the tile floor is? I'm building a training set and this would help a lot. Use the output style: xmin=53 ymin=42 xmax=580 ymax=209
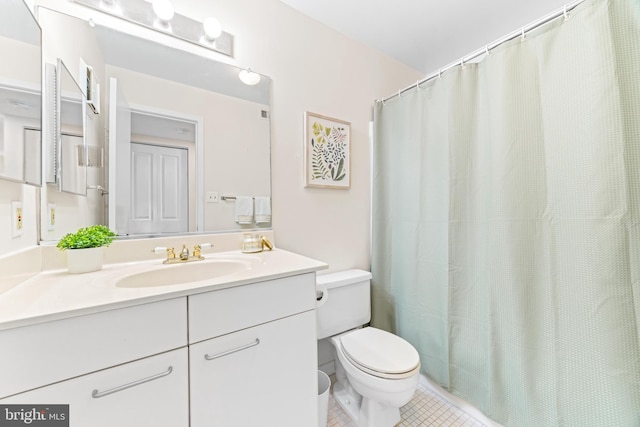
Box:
xmin=326 ymin=379 xmax=487 ymax=427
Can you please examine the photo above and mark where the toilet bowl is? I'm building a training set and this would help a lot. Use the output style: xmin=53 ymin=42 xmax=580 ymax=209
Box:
xmin=316 ymin=270 xmax=421 ymax=427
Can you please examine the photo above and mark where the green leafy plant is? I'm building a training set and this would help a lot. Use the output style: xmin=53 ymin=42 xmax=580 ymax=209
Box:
xmin=57 ymin=225 xmax=117 ymax=250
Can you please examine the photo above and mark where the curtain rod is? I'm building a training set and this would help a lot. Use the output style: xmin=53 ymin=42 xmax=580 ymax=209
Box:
xmin=378 ymin=0 xmax=586 ymax=104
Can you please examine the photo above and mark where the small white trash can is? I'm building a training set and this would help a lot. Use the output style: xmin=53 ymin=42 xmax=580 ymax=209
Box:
xmin=318 ymin=370 xmax=331 ymax=426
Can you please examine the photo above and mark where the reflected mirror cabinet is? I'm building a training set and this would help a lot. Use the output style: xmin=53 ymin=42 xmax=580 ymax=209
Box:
xmin=0 ymin=0 xmax=42 ymax=187
xmin=0 ymin=0 xmax=272 ymax=243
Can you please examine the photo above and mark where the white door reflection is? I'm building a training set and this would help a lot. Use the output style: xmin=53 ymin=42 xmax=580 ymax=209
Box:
xmin=130 ymin=142 xmax=188 ymax=235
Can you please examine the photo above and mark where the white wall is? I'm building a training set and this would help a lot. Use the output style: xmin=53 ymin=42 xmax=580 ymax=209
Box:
xmin=0 ymin=181 xmax=38 ymax=257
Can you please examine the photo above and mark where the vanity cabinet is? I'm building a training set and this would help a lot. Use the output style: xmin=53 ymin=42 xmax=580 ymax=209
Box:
xmin=1 ymin=348 xmax=189 ymax=427
xmin=0 ymin=298 xmax=189 ymax=427
xmin=188 ymin=273 xmax=318 ymax=427
xmin=0 ymin=268 xmax=320 ymax=427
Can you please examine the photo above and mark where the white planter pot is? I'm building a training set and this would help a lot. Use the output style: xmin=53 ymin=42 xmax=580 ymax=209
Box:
xmin=66 ymin=247 xmax=104 ymax=274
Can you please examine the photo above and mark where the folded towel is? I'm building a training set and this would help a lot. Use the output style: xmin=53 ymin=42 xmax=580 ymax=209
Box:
xmin=254 ymin=196 xmax=271 ymax=224
xmin=235 ymin=196 xmax=254 ymax=224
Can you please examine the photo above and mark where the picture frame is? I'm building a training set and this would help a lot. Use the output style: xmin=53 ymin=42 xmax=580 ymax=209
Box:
xmin=304 ymin=111 xmax=351 ymax=189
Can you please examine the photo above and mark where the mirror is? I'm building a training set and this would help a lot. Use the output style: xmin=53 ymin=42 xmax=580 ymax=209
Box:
xmin=0 ymin=0 xmax=42 ymax=186
xmin=37 ymin=7 xmax=272 ymax=240
xmin=57 ymin=59 xmax=87 ymax=196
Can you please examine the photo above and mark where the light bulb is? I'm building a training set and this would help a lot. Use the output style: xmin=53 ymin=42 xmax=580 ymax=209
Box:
xmin=239 ymin=69 xmax=261 ymax=86
xmin=152 ymin=0 xmax=174 ymax=24
xmin=203 ymin=17 xmax=222 ymax=41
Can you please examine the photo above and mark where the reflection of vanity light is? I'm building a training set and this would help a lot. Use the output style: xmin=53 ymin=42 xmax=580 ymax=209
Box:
xmin=177 ymin=127 xmax=189 ymax=135
xmin=8 ymin=99 xmax=30 ymax=110
xmin=239 ymin=69 xmax=261 ymax=86
xmin=152 ymin=0 xmax=174 ymax=27
xmin=202 ymin=17 xmax=222 ymax=42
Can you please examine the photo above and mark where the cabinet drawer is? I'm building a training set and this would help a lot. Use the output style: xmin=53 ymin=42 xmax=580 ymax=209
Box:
xmin=0 ymin=297 xmax=187 ymax=398
xmin=1 ymin=347 xmax=189 ymax=427
xmin=188 ymin=273 xmax=315 ymax=343
xmin=189 ymin=311 xmax=317 ymax=427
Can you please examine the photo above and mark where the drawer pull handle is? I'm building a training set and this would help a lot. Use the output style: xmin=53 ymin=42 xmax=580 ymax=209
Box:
xmin=204 ymin=338 xmax=260 ymax=361
xmin=91 ymin=366 xmax=173 ymax=399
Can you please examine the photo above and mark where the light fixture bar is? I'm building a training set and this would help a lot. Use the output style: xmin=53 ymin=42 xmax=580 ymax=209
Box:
xmin=73 ymin=0 xmax=233 ymax=57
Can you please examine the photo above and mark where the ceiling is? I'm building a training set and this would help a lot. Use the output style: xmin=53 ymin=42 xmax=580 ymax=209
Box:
xmin=280 ymin=0 xmax=574 ymax=74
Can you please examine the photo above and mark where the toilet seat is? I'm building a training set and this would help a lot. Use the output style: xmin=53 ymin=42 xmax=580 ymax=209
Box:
xmin=339 ymin=327 xmax=420 ymax=379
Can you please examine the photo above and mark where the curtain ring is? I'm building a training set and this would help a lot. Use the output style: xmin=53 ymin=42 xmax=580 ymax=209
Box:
xmin=438 ymin=69 xmax=442 ymax=78
xmin=485 ymin=45 xmax=490 ymax=56
xmin=521 ymin=27 xmax=526 ymax=41
xmin=563 ymin=4 xmax=570 ymax=21
xmin=397 ymin=89 xmax=402 ymax=99
xmin=416 ymin=80 xmax=421 ymax=91
xmin=460 ymin=57 xmax=465 ymax=69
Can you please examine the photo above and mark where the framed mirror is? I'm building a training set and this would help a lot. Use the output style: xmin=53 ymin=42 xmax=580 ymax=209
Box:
xmin=37 ymin=6 xmax=272 ymax=241
xmin=0 ymin=0 xmax=42 ymax=186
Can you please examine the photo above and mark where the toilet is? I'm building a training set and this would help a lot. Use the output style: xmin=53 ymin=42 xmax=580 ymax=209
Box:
xmin=316 ymin=269 xmax=420 ymax=427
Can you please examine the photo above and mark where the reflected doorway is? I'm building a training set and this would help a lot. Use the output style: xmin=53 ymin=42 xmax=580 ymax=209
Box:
xmin=108 ymin=77 xmax=201 ymax=235
xmin=130 ymin=142 xmax=188 ymax=234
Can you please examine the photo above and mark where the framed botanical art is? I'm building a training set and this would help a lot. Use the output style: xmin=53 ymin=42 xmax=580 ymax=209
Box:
xmin=304 ymin=111 xmax=351 ymax=189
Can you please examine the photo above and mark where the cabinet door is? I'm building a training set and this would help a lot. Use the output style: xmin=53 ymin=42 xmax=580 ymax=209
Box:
xmin=1 ymin=348 xmax=189 ymax=427
xmin=190 ymin=310 xmax=317 ymax=427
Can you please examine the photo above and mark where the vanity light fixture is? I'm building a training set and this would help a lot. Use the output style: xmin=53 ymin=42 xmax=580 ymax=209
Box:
xmin=238 ymin=69 xmax=261 ymax=86
xmin=73 ymin=0 xmax=234 ymax=57
xmin=152 ymin=0 xmax=174 ymax=27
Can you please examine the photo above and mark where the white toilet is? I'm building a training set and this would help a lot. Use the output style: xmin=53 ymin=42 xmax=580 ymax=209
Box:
xmin=316 ymin=269 xmax=421 ymax=427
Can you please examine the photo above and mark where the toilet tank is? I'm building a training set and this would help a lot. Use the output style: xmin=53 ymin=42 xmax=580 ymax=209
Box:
xmin=316 ymin=269 xmax=372 ymax=339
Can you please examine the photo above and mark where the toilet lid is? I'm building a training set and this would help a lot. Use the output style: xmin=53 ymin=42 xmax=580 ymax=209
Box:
xmin=340 ymin=328 xmax=420 ymax=377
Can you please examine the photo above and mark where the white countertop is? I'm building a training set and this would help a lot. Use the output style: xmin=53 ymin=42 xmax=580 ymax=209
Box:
xmin=0 ymin=248 xmax=327 ymax=331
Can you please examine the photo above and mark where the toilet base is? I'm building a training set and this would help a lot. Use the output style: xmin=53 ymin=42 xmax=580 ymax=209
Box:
xmin=333 ymin=382 xmax=401 ymax=427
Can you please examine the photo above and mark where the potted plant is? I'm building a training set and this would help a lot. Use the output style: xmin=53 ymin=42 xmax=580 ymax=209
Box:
xmin=57 ymin=225 xmax=117 ymax=273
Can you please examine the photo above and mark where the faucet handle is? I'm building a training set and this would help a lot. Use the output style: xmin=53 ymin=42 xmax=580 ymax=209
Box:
xmin=193 ymin=243 xmax=212 ymax=258
xmin=152 ymin=247 xmax=176 ymax=260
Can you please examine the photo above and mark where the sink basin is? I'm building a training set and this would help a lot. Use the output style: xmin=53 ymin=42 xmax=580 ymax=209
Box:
xmin=115 ymin=259 xmax=254 ymax=288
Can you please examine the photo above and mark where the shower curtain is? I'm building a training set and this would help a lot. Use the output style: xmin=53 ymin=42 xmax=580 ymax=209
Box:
xmin=371 ymin=0 xmax=640 ymax=425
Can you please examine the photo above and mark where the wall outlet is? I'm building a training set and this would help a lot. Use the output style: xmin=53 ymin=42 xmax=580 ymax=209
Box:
xmin=48 ymin=203 xmax=56 ymax=231
xmin=207 ymin=192 xmax=219 ymax=203
xmin=11 ymin=201 xmax=23 ymax=238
